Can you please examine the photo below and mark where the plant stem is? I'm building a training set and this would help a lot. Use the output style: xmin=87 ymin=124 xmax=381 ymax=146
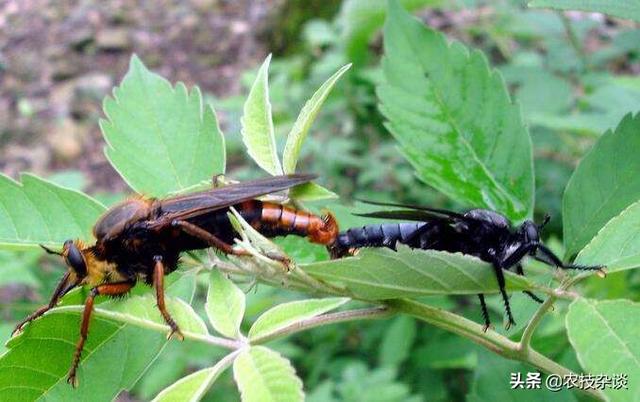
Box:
xmin=250 ymin=306 xmax=391 ymax=344
xmin=193 ymin=350 xmax=242 ymax=399
xmin=387 ymin=298 xmax=606 ymax=401
xmin=520 ymin=293 xmax=558 ymax=353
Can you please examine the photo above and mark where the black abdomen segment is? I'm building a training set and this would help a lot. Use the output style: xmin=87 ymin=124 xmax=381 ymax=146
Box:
xmin=331 ymin=222 xmax=427 ymax=257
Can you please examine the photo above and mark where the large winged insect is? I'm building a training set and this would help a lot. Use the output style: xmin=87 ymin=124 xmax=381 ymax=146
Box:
xmin=13 ymin=174 xmax=339 ymax=386
xmin=328 ymin=200 xmax=605 ymax=330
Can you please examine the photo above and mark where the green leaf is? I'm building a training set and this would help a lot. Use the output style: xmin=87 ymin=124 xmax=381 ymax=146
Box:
xmin=248 ymin=297 xmax=350 ymax=341
xmin=575 ymin=200 xmax=640 ymax=273
xmin=0 ymin=250 xmax=40 ymax=287
xmin=205 ymin=269 xmax=246 ymax=339
xmin=415 ymin=330 xmax=478 ymax=370
xmin=97 ymin=294 xmax=209 ymax=335
xmin=0 ymin=274 xmax=198 ymax=401
xmin=339 ymin=0 xmax=442 ymax=66
xmin=101 ymin=55 xmax=225 ymax=196
xmin=151 ymin=352 xmax=237 ymax=402
xmin=233 ymin=346 xmax=303 ymax=402
xmin=467 ymin=349 xmax=577 ymax=402
xmin=378 ymin=316 xmax=417 ymax=367
xmin=275 ymin=236 xmax=330 ymax=264
xmin=301 ymin=247 xmax=533 ymax=300
xmin=227 ymin=208 xmax=286 ymax=259
xmin=378 ymin=0 xmax=534 ymax=221
xmin=289 ymin=182 xmax=339 ymax=202
xmin=529 ymin=0 xmax=640 ymax=23
xmin=563 ymin=113 xmax=640 ymax=258
xmin=0 ymin=173 xmax=105 ymax=249
xmin=283 ymin=64 xmax=351 ymax=174
xmin=566 ymin=298 xmax=639 ymax=402
xmin=241 ymin=54 xmax=282 ymax=175
xmin=332 ymin=363 xmax=421 ymax=402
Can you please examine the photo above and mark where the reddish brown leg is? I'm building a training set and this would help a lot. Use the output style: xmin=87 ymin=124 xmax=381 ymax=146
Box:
xmin=153 ymin=256 xmax=184 ymax=341
xmin=13 ymin=271 xmax=76 ymax=335
xmin=172 ymin=219 xmax=291 ymax=268
xmin=67 ymin=281 xmax=134 ymax=387
xmin=171 ymin=219 xmax=251 ymax=256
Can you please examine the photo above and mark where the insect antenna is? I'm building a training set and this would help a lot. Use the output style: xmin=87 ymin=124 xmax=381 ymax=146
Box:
xmin=40 ymin=244 xmax=63 ymax=256
xmin=538 ymin=214 xmax=551 ymax=231
xmin=354 ymin=198 xmax=465 ymax=219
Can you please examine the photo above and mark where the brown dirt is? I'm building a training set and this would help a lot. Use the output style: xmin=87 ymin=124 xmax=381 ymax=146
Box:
xmin=0 ymin=0 xmax=283 ymax=193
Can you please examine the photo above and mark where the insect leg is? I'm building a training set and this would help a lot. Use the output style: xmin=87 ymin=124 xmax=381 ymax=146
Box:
xmin=478 ymin=294 xmax=491 ymax=332
xmin=535 ymin=245 xmax=606 ymax=276
xmin=491 ymin=262 xmax=516 ymax=329
xmin=171 ymin=219 xmax=251 ymax=256
xmin=153 ymin=256 xmax=184 ymax=341
xmin=211 ymin=173 xmax=225 ymax=188
xmin=515 ymin=264 xmax=544 ymax=304
xmin=13 ymin=271 xmax=77 ymax=335
xmin=67 ymin=281 xmax=134 ymax=387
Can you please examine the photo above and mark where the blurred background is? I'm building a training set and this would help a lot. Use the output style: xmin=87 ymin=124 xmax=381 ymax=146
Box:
xmin=1 ymin=0 xmax=639 ymax=400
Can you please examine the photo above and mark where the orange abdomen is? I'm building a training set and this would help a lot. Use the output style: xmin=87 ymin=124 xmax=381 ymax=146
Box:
xmin=239 ymin=201 xmax=338 ymax=245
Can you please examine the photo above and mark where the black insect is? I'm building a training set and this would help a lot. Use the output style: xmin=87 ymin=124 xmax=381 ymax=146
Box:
xmin=328 ymin=201 xmax=605 ymax=330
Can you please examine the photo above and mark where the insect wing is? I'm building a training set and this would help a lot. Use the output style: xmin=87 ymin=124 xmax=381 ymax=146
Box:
xmin=355 ymin=199 xmax=465 ymax=219
xmin=158 ymin=174 xmax=316 ymax=221
xmin=355 ymin=200 xmax=497 ymax=229
xmin=355 ymin=209 xmax=454 ymax=222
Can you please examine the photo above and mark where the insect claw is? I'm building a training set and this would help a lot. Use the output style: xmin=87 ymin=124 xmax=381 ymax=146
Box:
xmin=11 ymin=324 xmax=23 ymax=336
xmin=481 ymin=323 xmax=493 ymax=333
xmin=504 ymin=319 xmax=516 ymax=331
xmin=264 ymin=251 xmax=292 ymax=271
xmin=66 ymin=371 xmax=79 ymax=388
xmin=596 ymin=267 xmax=607 ymax=278
xmin=211 ymin=173 xmax=225 ymax=188
xmin=167 ymin=328 xmax=185 ymax=341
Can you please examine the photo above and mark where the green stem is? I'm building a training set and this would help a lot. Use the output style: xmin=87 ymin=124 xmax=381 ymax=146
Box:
xmin=387 ymin=298 xmax=606 ymax=401
xmin=250 ymin=306 xmax=391 ymax=344
xmin=520 ymin=293 xmax=557 ymax=353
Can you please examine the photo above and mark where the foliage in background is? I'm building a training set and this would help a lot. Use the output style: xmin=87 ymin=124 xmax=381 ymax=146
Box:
xmin=2 ymin=0 xmax=640 ymax=401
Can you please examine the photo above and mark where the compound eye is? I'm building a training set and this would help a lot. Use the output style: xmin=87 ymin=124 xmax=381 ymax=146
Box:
xmin=64 ymin=241 xmax=87 ymax=277
xmin=525 ymin=222 xmax=539 ymax=243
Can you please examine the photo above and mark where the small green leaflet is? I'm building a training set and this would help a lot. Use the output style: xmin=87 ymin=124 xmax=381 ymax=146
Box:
xmin=97 ymin=294 xmax=209 ymax=335
xmin=289 ymin=182 xmax=338 ymax=202
xmin=205 ymin=269 xmax=246 ymax=339
xmin=283 ymin=63 xmax=351 ymax=174
xmin=101 ymin=55 xmax=226 ymax=196
xmin=248 ymin=297 xmax=350 ymax=342
xmin=378 ymin=0 xmax=534 ymax=222
xmin=0 ymin=173 xmax=105 ymax=249
xmin=152 ymin=352 xmax=239 ymax=402
xmin=233 ymin=346 xmax=304 ymax=402
xmin=241 ymin=54 xmax=283 ymax=176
